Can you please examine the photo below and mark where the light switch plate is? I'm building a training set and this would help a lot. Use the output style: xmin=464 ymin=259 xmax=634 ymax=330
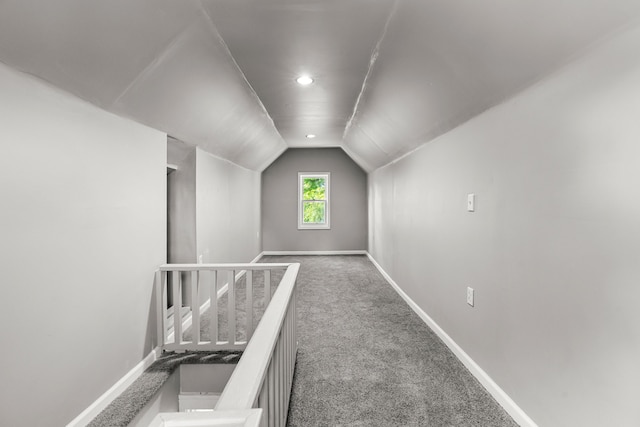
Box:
xmin=467 ymin=193 xmax=475 ymax=212
xmin=467 ymin=287 xmax=474 ymax=306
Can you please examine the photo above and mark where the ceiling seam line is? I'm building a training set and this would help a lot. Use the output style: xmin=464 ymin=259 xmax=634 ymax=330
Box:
xmin=198 ymin=1 xmax=286 ymax=161
xmin=355 ymin=121 xmax=392 ymax=158
xmin=109 ymin=15 xmax=197 ymax=109
xmin=343 ymin=0 xmax=399 ymax=141
xmin=339 ymin=144 xmax=373 ymax=173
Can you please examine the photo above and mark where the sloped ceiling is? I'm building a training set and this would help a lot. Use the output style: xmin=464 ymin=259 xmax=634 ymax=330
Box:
xmin=1 ymin=0 xmax=640 ymax=171
xmin=0 ymin=0 xmax=286 ymax=171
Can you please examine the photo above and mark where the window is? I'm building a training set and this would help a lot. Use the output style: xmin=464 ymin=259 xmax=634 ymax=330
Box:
xmin=298 ymin=173 xmax=330 ymax=229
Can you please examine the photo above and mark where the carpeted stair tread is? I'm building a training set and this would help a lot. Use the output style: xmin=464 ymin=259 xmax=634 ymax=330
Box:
xmin=88 ymin=351 xmax=242 ymax=427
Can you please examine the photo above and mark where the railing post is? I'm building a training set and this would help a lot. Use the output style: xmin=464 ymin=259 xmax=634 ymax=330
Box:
xmin=191 ymin=270 xmax=200 ymax=343
xmin=173 ymin=270 xmax=182 ymax=346
xmin=210 ymin=270 xmax=218 ymax=344
xmin=155 ymin=271 xmax=164 ymax=349
xmin=228 ymin=270 xmax=236 ymax=345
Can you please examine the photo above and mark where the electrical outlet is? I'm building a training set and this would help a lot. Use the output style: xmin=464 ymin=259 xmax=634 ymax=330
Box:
xmin=467 ymin=287 xmax=474 ymax=307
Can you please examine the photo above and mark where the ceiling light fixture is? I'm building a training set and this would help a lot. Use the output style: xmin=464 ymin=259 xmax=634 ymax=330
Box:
xmin=306 ymin=134 xmax=316 ymax=139
xmin=296 ymin=75 xmax=313 ymax=85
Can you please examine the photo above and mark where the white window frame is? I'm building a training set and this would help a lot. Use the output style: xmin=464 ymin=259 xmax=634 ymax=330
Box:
xmin=298 ymin=172 xmax=330 ymax=230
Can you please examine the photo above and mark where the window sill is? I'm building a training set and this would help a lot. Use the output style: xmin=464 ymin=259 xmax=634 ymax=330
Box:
xmin=298 ymin=225 xmax=331 ymax=230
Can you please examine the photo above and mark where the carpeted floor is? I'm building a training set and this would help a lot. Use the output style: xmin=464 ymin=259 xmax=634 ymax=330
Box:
xmin=258 ymin=255 xmax=518 ymax=427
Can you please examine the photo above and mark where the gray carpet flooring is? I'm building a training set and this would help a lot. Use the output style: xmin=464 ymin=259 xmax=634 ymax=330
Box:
xmin=259 ymin=255 xmax=518 ymax=427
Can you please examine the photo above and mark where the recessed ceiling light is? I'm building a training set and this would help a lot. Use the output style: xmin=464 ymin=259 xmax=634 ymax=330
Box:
xmin=296 ymin=75 xmax=313 ymax=85
xmin=306 ymin=134 xmax=316 ymax=139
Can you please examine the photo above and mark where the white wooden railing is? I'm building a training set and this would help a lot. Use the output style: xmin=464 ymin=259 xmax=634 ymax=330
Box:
xmin=215 ymin=263 xmax=299 ymax=427
xmin=156 ymin=263 xmax=294 ymax=352
xmin=154 ymin=262 xmax=300 ymax=427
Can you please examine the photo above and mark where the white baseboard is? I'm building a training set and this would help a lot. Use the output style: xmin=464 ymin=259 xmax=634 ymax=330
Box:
xmin=262 ymin=250 xmax=367 ymax=256
xmin=366 ymin=253 xmax=537 ymax=427
xmin=67 ymin=346 xmax=161 ymax=427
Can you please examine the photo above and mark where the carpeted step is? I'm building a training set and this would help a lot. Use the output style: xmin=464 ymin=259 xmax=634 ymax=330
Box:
xmin=87 ymin=351 xmax=242 ymax=427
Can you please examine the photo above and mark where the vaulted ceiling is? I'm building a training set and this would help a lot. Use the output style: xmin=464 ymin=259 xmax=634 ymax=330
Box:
xmin=1 ymin=0 xmax=640 ymax=171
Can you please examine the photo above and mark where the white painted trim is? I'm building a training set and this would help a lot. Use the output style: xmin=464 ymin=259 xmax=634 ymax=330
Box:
xmin=262 ymin=250 xmax=367 ymax=256
xmin=297 ymin=172 xmax=331 ymax=230
xmin=66 ymin=347 xmax=161 ymax=427
xmin=149 ymin=409 xmax=262 ymax=427
xmin=366 ymin=253 xmax=537 ymax=427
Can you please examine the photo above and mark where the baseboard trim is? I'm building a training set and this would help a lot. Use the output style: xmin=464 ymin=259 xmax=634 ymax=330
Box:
xmin=366 ymin=253 xmax=537 ymax=427
xmin=262 ymin=250 xmax=367 ymax=256
xmin=67 ymin=346 xmax=161 ymax=427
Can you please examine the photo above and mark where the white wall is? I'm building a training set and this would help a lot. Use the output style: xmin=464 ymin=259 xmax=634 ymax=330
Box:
xmin=369 ymin=23 xmax=640 ymax=427
xmin=0 ymin=64 xmax=166 ymax=426
xmin=196 ymin=149 xmax=261 ymax=263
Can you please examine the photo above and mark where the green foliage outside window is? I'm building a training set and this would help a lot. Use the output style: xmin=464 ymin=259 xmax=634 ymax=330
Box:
xmin=302 ymin=177 xmax=326 ymax=224
xmin=303 ymin=201 xmax=326 ymax=223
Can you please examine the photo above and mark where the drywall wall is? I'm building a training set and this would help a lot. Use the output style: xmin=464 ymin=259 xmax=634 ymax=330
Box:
xmin=262 ymin=148 xmax=367 ymax=251
xmin=368 ymin=23 xmax=640 ymax=427
xmin=0 ymin=63 xmax=166 ymax=426
xmin=167 ymin=140 xmax=197 ymax=264
xmin=196 ymin=149 xmax=261 ymax=263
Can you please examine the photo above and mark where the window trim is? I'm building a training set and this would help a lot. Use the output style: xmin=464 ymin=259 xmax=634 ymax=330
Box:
xmin=298 ymin=172 xmax=330 ymax=230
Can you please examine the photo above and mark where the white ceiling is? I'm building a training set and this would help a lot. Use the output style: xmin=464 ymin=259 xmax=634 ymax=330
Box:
xmin=1 ymin=0 xmax=639 ymax=171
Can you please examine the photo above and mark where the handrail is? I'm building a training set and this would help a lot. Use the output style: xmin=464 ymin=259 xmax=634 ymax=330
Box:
xmin=216 ymin=263 xmax=299 ymax=413
xmin=159 ymin=263 xmax=292 ymax=271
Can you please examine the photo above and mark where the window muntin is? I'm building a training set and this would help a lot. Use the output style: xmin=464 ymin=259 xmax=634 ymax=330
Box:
xmin=298 ymin=173 xmax=330 ymax=229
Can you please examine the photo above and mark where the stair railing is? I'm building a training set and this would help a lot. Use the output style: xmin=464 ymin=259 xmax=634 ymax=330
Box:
xmin=156 ymin=263 xmax=293 ymax=352
xmin=155 ymin=262 xmax=300 ymax=426
xmin=216 ymin=262 xmax=299 ymax=427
